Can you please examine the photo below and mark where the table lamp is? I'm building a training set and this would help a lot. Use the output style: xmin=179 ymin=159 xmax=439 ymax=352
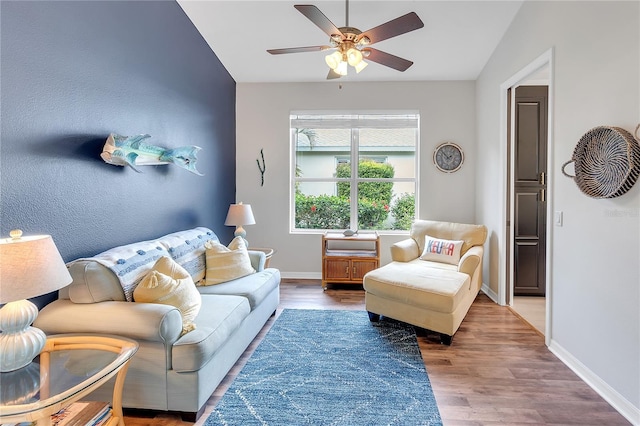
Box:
xmin=224 ymin=202 xmax=255 ymax=247
xmin=0 ymin=230 xmax=72 ymax=372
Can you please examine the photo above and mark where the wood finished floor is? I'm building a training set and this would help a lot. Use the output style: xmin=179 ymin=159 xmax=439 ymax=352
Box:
xmin=511 ymin=296 xmax=546 ymax=336
xmin=122 ymin=280 xmax=630 ymax=426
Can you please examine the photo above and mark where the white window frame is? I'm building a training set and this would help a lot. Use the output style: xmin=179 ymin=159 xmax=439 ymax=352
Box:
xmin=290 ymin=111 xmax=420 ymax=234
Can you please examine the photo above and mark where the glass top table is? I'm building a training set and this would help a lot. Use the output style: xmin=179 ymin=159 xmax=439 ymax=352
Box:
xmin=0 ymin=334 xmax=138 ymax=426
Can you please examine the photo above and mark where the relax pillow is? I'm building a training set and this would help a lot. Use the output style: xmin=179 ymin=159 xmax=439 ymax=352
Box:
xmin=133 ymin=256 xmax=201 ymax=335
xmin=204 ymin=236 xmax=255 ymax=286
xmin=420 ymin=235 xmax=464 ymax=265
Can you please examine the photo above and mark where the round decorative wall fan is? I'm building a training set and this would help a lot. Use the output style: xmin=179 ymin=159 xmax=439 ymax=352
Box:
xmin=562 ymin=125 xmax=640 ymax=198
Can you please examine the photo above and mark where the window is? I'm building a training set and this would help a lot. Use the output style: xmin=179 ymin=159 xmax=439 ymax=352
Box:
xmin=336 ymin=155 xmax=387 ymax=165
xmin=291 ymin=112 xmax=419 ymax=232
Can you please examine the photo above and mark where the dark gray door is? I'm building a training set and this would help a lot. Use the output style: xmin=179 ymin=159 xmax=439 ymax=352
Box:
xmin=514 ymin=86 xmax=548 ymax=296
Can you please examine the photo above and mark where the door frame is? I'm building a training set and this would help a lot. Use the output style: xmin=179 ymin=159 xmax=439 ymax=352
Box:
xmin=498 ymin=48 xmax=554 ymax=345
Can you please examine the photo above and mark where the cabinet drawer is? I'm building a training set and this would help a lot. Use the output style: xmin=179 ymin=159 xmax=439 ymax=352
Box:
xmin=324 ymin=259 xmax=351 ymax=280
xmin=352 ymin=260 xmax=378 ymax=279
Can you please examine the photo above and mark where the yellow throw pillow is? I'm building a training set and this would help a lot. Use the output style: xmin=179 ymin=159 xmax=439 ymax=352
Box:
xmin=133 ymin=256 xmax=202 ymax=335
xmin=204 ymin=236 xmax=255 ymax=286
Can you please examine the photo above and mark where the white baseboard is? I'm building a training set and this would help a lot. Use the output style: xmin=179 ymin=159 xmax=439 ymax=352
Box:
xmin=549 ymin=340 xmax=640 ymax=425
xmin=481 ymin=283 xmax=500 ymax=304
xmin=280 ymin=272 xmax=322 ymax=280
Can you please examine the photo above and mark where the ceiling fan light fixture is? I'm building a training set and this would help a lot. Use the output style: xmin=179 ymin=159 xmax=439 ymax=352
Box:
xmin=346 ymin=47 xmax=363 ymax=66
xmin=325 ymin=51 xmax=343 ymax=70
xmin=336 ymin=60 xmax=348 ymax=76
xmin=356 ymin=35 xmax=371 ymax=46
xmin=267 ymin=2 xmax=424 ymax=80
xmin=354 ymin=60 xmax=368 ymax=73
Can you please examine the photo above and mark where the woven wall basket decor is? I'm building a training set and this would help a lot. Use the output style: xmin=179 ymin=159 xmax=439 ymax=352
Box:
xmin=562 ymin=125 xmax=640 ymax=198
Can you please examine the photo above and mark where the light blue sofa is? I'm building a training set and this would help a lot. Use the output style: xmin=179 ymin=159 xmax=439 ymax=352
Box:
xmin=35 ymin=227 xmax=280 ymax=421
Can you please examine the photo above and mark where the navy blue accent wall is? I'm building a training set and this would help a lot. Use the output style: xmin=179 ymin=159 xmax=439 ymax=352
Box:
xmin=1 ymin=1 xmax=236 ymax=306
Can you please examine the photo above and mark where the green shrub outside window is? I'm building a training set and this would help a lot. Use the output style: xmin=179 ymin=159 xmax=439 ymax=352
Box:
xmin=295 ymin=160 xmax=415 ymax=230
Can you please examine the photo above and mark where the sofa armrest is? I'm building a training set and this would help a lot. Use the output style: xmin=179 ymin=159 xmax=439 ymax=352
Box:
xmin=458 ymin=246 xmax=483 ymax=277
xmin=34 ymin=299 xmax=183 ymax=344
xmin=390 ymin=238 xmax=420 ymax=262
xmin=248 ymin=250 xmax=266 ymax=271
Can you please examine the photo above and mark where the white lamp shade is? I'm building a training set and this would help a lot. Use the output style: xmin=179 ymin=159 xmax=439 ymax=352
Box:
xmin=325 ymin=51 xmax=343 ymax=70
xmin=336 ymin=60 xmax=348 ymax=76
xmin=355 ymin=60 xmax=368 ymax=73
xmin=224 ymin=203 xmax=256 ymax=227
xmin=346 ymin=48 xmax=363 ymax=66
xmin=0 ymin=233 xmax=72 ymax=304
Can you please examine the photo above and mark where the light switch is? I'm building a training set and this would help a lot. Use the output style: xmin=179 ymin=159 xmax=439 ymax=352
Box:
xmin=554 ymin=211 xmax=563 ymax=227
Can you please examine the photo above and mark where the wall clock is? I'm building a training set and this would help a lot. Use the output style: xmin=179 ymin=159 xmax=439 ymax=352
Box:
xmin=433 ymin=142 xmax=464 ymax=173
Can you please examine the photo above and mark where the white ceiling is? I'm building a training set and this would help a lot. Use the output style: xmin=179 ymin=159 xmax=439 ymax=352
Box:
xmin=178 ymin=1 xmax=524 ymax=83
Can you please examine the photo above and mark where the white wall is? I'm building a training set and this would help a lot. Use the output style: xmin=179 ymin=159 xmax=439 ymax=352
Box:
xmin=476 ymin=1 xmax=639 ymax=421
xmin=236 ymin=81 xmax=476 ymax=277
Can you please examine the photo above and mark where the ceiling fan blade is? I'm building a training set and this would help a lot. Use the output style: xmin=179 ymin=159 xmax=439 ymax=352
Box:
xmin=326 ymin=69 xmax=342 ymax=80
xmin=267 ymin=46 xmax=332 ymax=55
xmin=359 ymin=12 xmax=424 ymax=45
xmin=294 ymin=5 xmax=344 ymax=38
xmin=364 ymin=48 xmax=414 ymax=72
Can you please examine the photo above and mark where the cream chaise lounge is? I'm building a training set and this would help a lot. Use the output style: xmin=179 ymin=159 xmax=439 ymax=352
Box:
xmin=363 ymin=220 xmax=487 ymax=345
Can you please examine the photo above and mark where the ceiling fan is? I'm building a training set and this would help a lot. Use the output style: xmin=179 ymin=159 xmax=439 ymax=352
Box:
xmin=267 ymin=1 xmax=424 ymax=79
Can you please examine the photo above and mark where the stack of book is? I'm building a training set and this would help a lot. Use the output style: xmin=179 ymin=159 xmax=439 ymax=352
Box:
xmin=1 ymin=401 xmax=111 ymax=426
xmin=51 ymin=401 xmax=111 ymax=426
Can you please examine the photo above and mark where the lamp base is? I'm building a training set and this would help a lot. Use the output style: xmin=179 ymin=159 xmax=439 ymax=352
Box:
xmin=0 ymin=300 xmax=46 ymax=372
xmin=234 ymin=226 xmax=249 ymax=248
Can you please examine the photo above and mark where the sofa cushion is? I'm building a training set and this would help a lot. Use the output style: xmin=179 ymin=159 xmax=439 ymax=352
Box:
xmin=133 ymin=257 xmax=202 ymax=336
xmin=197 ymin=268 xmax=281 ymax=310
xmin=420 ymin=235 xmax=464 ymax=265
xmin=171 ymin=294 xmax=250 ymax=372
xmin=203 ymin=237 xmax=255 ymax=285
xmin=66 ymin=260 xmax=127 ymax=303
xmin=364 ymin=260 xmax=469 ymax=313
xmin=65 ymin=227 xmax=218 ymax=303
xmin=411 ymin=220 xmax=488 ymax=256
xmin=69 ymin=242 xmax=170 ymax=302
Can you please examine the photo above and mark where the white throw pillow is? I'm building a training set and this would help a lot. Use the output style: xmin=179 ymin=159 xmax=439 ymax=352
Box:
xmin=203 ymin=236 xmax=255 ymax=286
xmin=420 ymin=235 xmax=464 ymax=265
xmin=133 ymin=256 xmax=201 ymax=335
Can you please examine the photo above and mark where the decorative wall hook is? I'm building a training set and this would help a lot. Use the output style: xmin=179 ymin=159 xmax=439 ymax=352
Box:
xmin=256 ymin=148 xmax=266 ymax=186
xmin=101 ymin=133 xmax=203 ymax=175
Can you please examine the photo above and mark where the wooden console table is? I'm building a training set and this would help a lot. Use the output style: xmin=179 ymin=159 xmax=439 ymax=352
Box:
xmin=0 ymin=334 xmax=138 ymax=426
xmin=322 ymin=232 xmax=380 ymax=290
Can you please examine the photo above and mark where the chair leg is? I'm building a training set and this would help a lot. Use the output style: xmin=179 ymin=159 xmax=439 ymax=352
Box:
xmin=440 ymin=333 xmax=452 ymax=345
xmin=367 ymin=311 xmax=380 ymax=322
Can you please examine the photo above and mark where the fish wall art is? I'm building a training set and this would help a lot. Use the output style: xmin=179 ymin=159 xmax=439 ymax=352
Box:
xmin=101 ymin=133 xmax=203 ymax=175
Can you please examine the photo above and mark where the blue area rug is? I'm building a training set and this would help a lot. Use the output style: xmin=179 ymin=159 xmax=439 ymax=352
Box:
xmin=205 ymin=309 xmax=442 ymax=426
